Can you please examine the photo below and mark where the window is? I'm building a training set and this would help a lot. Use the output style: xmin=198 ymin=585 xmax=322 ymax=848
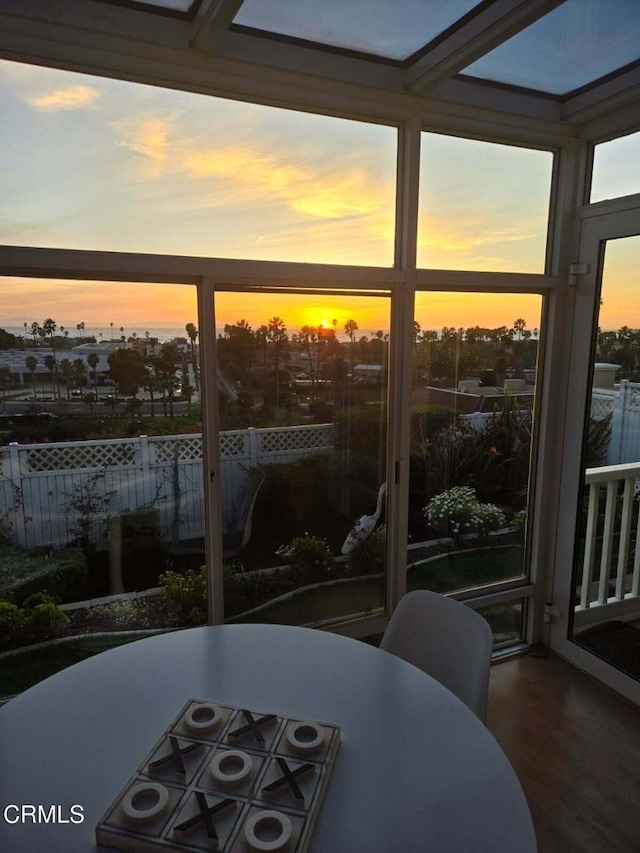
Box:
xmin=591 ymin=131 xmax=640 ymax=203
xmin=417 ymin=133 xmax=552 ymax=273
xmin=0 ymin=278 xmax=204 ymax=695
xmin=213 ymin=288 xmax=390 ymax=627
xmin=406 ymin=291 xmax=543 ymax=595
xmin=0 ymin=60 xmax=396 ymax=266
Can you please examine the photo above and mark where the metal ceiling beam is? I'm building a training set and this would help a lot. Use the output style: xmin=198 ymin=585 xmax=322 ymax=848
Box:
xmin=190 ymin=0 xmax=245 ymax=51
xmin=0 ymin=1 xmax=572 ymax=140
xmin=405 ymin=0 xmax=565 ymax=94
xmin=563 ymin=65 xmax=640 ymax=127
xmin=0 ymin=0 xmax=187 ymax=47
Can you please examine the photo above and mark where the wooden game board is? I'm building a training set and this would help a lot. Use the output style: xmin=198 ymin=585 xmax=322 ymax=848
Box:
xmin=96 ymin=700 xmax=340 ymax=853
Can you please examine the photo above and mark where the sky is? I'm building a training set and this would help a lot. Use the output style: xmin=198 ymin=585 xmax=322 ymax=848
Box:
xmin=0 ymin=58 xmax=636 ymax=333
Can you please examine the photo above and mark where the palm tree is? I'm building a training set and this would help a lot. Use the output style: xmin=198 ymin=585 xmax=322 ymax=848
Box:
xmin=344 ymin=319 xmax=358 ymax=368
xmin=185 ymin=322 xmax=199 ymax=390
xmin=267 ymin=316 xmax=288 ymax=408
xmin=59 ymin=358 xmax=73 ymax=400
xmin=87 ymin=352 xmax=99 ymax=387
xmin=513 ymin=318 xmax=526 ymax=341
xmin=25 ymin=355 xmax=38 ymax=400
xmin=42 ymin=318 xmax=57 ymax=341
xmin=44 ymin=354 xmax=57 ymax=399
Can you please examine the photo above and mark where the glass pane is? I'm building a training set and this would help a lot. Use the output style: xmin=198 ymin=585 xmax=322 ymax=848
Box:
xmin=360 ymin=596 xmax=525 ymax=649
xmin=407 ymin=292 xmax=543 ymax=595
xmin=591 ymin=131 xmax=640 ymax=203
xmin=213 ymin=290 xmax=390 ymax=627
xmin=418 ymin=133 xmax=552 ymax=272
xmin=234 ymin=0 xmax=481 ymax=61
xmin=0 ymin=279 xmax=205 ymax=698
xmin=478 ymin=599 xmax=525 ymax=648
xmin=462 ymin=0 xmax=640 ymax=96
xmin=0 ymin=59 xmax=396 ymax=266
xmin=571 ymin=236 xmax=640 ymax=681
xmin=99 ymin=0 xmax=196 ymax=12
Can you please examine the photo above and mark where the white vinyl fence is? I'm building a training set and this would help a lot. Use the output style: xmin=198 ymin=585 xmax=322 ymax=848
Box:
xmin=0 ymin=424 xmax=335 ymax=550
xmin=461 ymin=381 xmax=640 ymax=466
xmin=591 ymin=381 xmax=640 ymax=465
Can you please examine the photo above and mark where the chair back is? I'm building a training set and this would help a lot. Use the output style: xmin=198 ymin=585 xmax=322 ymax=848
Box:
xmin=380 ymin=590 xmax=493 ymax=722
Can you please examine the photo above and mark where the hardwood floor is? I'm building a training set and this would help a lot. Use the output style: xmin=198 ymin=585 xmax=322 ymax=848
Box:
xmin=488 ymin=653 xmax=640 ymax=853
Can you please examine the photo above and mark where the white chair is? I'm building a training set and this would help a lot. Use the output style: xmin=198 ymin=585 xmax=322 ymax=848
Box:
xmin=380 ymin=590 xmax=493 ymax=723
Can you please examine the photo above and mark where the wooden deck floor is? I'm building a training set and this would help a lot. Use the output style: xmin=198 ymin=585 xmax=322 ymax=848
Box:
xmin=488 ymin=653 xmax=640 ymax=853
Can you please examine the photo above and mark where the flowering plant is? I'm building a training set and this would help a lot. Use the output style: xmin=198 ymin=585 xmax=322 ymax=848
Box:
xmin=423 ymin=486 xmax=506 ymax=539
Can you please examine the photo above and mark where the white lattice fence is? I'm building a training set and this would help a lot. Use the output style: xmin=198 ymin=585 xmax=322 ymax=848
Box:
xmin=0 ymin=424 xmax=335 ymax=549
xmin=25 ymin=439 xmax=138 ymax=472
xmin=590 ymin=394 xmax=615 ymax=421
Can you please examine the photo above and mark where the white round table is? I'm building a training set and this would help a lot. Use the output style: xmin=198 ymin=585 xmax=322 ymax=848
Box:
xmin=0 ymin=624 xmax=536 ymax=852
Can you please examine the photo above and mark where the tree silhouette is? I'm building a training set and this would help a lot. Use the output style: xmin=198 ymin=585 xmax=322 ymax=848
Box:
xmin=513 ymin=318 xmax=526 ymax=341
xmin=43 ymin=354 xmax=57 ymax=399
xmin=267 ymin=317 xmax=288 ymax=408
xmin=59 ymin=358 xmax=73 ymax=400
xmin=25 ymin=354 xmax=38 ymax=399
xmin=42 ymin=318 xmax=57 ymax=340
xmin=185 ymin=322 xmax=199 ymax=390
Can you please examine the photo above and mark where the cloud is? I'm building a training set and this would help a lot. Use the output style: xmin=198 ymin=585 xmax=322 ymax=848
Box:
xmin=28 ymin=84 xmax=100 ymax=111
xmin=182 ymin=145 xmax=383 ymax=219
xmin=117 ymin=116 xmax=170 ymax=164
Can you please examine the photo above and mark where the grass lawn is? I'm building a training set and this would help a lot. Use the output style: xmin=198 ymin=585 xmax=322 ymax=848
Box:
xmin=407 ymin=545 xmax=524 ymax=594
xmin=233 ymin=576 xmax=385 ymax=625
xmin=0 ymin=632 xmax=157 ymax=698
xmin=234 ymin=545 xmax=524 ymax=626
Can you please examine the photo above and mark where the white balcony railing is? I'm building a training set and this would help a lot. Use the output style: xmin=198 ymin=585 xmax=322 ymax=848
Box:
xmin=575 ymin=461 xmax=640 ymax=627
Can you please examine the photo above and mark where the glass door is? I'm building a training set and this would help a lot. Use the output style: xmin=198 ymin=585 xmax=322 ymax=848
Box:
xmin=551 ymin=211 xmax=640 ymax=704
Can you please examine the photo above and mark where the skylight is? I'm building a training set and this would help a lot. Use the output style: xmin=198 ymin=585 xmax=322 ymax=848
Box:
xmin=233 ymin=0 xmax=482 ymax=62
xmin=461 ymin=0 xmax=640 ymax=96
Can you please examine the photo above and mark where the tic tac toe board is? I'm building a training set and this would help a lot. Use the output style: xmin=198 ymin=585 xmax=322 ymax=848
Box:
xmin=96 ymin=700 xmax=340 ymax=853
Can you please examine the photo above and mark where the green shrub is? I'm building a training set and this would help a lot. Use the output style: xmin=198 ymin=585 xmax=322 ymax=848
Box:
xmin=24 ymin=602 xmax=68 ymax=644
xmin=0 ymin=601 xmax=26 ymax=650
xmin=159 ymin=566 xmax=207 ymax=627
xmin=22 ymin=591 xmax=57 ymax=609
xmin=0 ymin=597 xmax=67 ymax=651
xmin=252 ymin=454 xmax=352 ymax=555
xmin=9 ymin=548 xmax=87 ymax=606
xmin=346 ymin=525 xmax=386 ymax=576
xmin=276 ymin=535 xmax=335 ymax=581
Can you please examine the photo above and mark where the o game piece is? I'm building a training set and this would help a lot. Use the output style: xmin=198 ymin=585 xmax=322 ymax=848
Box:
xmin=121 ymin=782 xmax=170 ymax=823
xmin=244 ymin=810 xmax=292 ymax=851
xmin=286 ymin=721 xmax=324 ymax=753
xmin=209 ymin=750 xmax=253 ymax=786
xmin=184 ymin=702 xmax=222 ymax=732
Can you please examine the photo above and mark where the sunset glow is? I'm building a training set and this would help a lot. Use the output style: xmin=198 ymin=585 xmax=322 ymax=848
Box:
xmin=0 ymin=59 xmax=637 ymax=333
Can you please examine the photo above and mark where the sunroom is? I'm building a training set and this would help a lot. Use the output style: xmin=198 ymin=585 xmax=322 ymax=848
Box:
xmin=3 ymin=3 xmax=640 ymax=852
xmin=1 ymin=0 xmax=639 ymax=715
xmin=0 ymin=0 xmax=640 ymax=701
